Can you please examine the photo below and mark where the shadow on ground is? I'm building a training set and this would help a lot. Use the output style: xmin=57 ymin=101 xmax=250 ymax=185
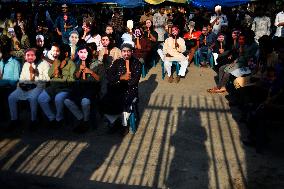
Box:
xmin=0 ymin=72 xmax=284 ymax=188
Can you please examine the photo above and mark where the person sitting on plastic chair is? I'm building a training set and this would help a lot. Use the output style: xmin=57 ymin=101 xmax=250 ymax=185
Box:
xmin=197 ymin=26 xmax=216 ymax=67
xmin=163 ymin=25 xmax=188 ymax=83
xmin=100 ymin=43 xmax=142 ymax=136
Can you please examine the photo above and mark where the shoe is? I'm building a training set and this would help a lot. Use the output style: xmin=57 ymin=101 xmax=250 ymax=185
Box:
xmin=29 ymin=121 xmax=38 ymax=131
xmin=46 ymin=120 xmax=57 ymax=129
xmin=168 ymin=75 xmax=173 ymax=83
xmin=6 ymin=120 xmax=19 ymax=131
xmin=242 ymin=139 xmax=256 ymax=147
xmin=107 ymin=120 xmax=121 ymax=134
xmin=200 ymin=62 xmax=208 ymax=68
xmin=175 ymin=76 xmax=180 ymax=83
xmin=55 ymin=120 xmax=64 ymax=127
xmin=73 ymin=120 xmax=89 ymax=134
xmin=120 ymin=126 xmax=129 ymax=136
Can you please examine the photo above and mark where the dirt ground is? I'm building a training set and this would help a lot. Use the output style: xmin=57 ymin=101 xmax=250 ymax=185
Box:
xmin=0 ymin=65 xmax=284 ymax=189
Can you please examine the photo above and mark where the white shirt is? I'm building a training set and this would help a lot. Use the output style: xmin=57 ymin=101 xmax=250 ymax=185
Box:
xmin=84 ymin=34 xmax=96 ymax=44
xmin=93 ymin=34 xmax=103 ymax=51
xmin=251 ymin=16 xmax=271 ymax=42
xmin=19 ymin=62 xmax=37 ymax=84
xmin=84 ymin=34 xmax=103 ymax=51
xmin=153 ymin=12 xmax=168 ymax=42
xmin=210 ymin=14 xmax=228 ymax=34
xmin=153 ymin=12 xmax=167 ymax=28
xmin=121 ymin=33 xmax=135 ymax=47
xmin=37 ymin=60 xmax=52 ymax=82
xmin=274 ymin=11 xmax=284 ymax=37
xmin=163 ymin=36 xmax=187 ymax=62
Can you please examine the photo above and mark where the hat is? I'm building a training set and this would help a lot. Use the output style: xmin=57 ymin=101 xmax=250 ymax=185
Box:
xmin=36 ymin=34 xmax=44 ymax=41
xmin=215 ymin=5 xmax=222 ymax=12
xmin=69 ymin=30 xmax=79 ymax=36
xmin=62 ymin=4 xmax=68 ymax=8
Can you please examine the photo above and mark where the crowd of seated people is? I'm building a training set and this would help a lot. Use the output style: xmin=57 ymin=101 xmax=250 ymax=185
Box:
xmin=206 ymin=32 xmax=284 ymax=152
xmin=1 ymin=2 xmax=284 ymax=140
xmin=0 ymin=4 xmax=145 ymax=136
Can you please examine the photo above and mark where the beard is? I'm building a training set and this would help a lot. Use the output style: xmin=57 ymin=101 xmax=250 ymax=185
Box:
xmin=123 ymin=56 xmax=130 ymax=60
xmin=27 ymin=59 xmax=35 ymax=63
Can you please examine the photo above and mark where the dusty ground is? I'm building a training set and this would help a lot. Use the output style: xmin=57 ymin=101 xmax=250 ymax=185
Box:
xmin=0 ymin=65 xmax=284 ymax=189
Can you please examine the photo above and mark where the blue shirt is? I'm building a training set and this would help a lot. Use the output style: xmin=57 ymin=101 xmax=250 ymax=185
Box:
xmin=54 ymin=13 xmax=77 ymax=44
xmin=54 ymin=13 xmax=77 ymax=33
xmin=0 ymin=57 xmax=21 ymax=87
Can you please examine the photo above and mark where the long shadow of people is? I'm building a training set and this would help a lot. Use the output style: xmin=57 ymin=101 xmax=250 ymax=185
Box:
xmin=137 ymin=74 xmax=159 ymax=122
xmin=0 ymin=75 xmax=159 ymax=188
xmin=63 ymin=74 xmax=158 ymax=185
xmin=0 ymin=126 xmax=126 ymax=188
xmin=166 ymin=96 xmax=209 ymax=188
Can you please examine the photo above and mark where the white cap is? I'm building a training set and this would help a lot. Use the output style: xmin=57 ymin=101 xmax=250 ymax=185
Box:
xmin=36 ymin=34 xmax=44 ymax=41
xmin=62 ymin=4 xmax=68 ymax=8
xmin=8 ymin=27 xmax=14 ymax=33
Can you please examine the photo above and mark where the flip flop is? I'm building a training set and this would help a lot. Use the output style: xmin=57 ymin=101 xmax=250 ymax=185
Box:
xmin=207 ymin=87 xmax=218 ymax=93
xmin=207 ymin=88 xmax=226 ymax=93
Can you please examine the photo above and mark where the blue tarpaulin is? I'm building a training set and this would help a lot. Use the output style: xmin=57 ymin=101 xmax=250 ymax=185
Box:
xmin=51 ymin=0 xmax=144 ymax=7
xmin=190 ymin=0 xmax=250 ymax=9
xmin=15 ymin=0 xmax=249 ymax=8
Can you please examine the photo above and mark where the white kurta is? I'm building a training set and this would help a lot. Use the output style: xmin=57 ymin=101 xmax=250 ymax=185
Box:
xmin=163 ymin=37 xmax=187 ymax=62
xmin=274 ymin=11 xmax=284 ymax=37
xmin=163 ymin=37 xmax=188 ymax=77
xmin=84 ymin=34 xmax=103 ymax=51
xmin=251 ymin=16 xmax=271 ymax=42
xmin=210 ymin=14 xmax=228 ymax=34
xmin=153 ymin=12 xmax=168 ymax=42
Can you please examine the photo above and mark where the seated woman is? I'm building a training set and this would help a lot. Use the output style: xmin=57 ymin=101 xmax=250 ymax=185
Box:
xmin=183 ymin=21 xmax=201 ymax=64
xmin=142 ymin=19 xmax=158 ymax=67
xmin=64 ymin=45 xmax=100 ymax=133
xmin=133 ymin=27 xmax=152 ymax=69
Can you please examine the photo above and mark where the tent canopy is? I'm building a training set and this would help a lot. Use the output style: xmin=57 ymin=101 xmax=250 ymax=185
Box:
xmin=191 ymin=0 xmax=250 ymax=9
xmin=7 ymin=0 xmax=251 ymax=8
xmin=145 ymin=0 xmax=187 ymax=5
xmin=62 ymin=0 xmax=145 ymax=7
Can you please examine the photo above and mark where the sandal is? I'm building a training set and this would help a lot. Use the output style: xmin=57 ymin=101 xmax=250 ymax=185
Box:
xmin=207 ymin=87 xmax=226 ymax=93
xmin=207 ymin=87 xmax=218 ymax=93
